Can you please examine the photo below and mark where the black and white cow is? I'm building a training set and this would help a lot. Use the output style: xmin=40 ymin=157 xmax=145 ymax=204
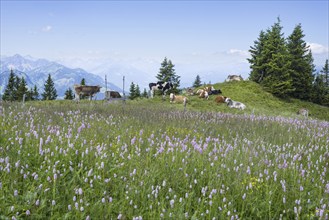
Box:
xmin=149 ymin=81 xmax=173 ymax=98
xmin=225 ymin=98 xmax=246 ymax=110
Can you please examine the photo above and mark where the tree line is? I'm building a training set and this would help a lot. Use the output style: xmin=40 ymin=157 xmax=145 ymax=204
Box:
xmin=248 ymin=18 xmax=329 ymax=106
xmin=2 ymin=69 xmax=58 ymax=101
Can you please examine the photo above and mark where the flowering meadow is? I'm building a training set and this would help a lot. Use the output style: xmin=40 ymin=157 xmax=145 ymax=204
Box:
xmin=0 ymin=101 xmax=328 ymax=219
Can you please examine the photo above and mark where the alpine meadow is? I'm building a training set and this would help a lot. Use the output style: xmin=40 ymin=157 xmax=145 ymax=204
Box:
xmin=1 ymin=13 xmax=329 ymax=220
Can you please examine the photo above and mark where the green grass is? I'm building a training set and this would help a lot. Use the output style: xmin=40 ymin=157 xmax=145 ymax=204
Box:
xmin=0 ymin=100 xmax=328 ymax=219
xmin=0 ymin=82 xmax=328 ymax=219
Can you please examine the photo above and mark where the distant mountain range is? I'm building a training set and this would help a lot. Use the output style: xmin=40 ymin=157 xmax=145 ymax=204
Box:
xmin=0 ymin=54 xmax=122 ymax=99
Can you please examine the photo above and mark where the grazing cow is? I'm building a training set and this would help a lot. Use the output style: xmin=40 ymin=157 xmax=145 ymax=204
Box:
xmin=297 ymin=108 xmax=309 ymax=118
xmin=149 ymin=81 xmax=173 ymax=98
xmin=214 ymin=95 xmax=227 ymax=104
xmin=225 ymin=98 xmax=246 ymax=110
xmin=225 ymin=75 xmax=244 ymax=82
xmin=105 ymin=91 xmax=122 ymax=99
xmin=169 ymin=93 xmax=188 ymax=104
xmin=74 ymin=85 xmax=101 ymax=101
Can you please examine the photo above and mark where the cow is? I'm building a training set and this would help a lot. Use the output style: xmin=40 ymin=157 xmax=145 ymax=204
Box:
xmin=225 ymin=98 xmax=246 ymax=110
xmin=105 ymin=91 xmax=122 ymax=99
xmin=297 ymin=108 xmax=309 ymax=118
xmin=197 ymin=86 xmax=222 ymax=96
xmin=214 ymin=95 xmax=227 ymax=104
xmin=149 ymin=81 xmax=173 ymax=98
xmin=199 ymin=90 xmax=209 ymax=100
xmin=169 ymin=93 xmax=188 ymax=104
xmin=225 ymin=75 xmax=244 ymax=82
xmin=74 ymin=85 xmax=101 ymax=101
xmin=209 ymin=89 xmax=222 ymax=95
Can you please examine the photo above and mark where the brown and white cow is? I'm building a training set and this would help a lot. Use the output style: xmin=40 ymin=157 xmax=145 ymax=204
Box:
xmin=214 ymin=95 xmax=227 ymax=104
xmin=169 ymin=93 xmax=188 ymax=104
xmin=74 ymin=85 xmax=101 ymax=101
xmin=105 ymin=91 xmax=122 ymax=99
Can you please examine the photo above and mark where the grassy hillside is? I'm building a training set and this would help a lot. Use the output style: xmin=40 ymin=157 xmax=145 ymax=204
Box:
xmin=142 ymin=80 xmax=328 ymax=121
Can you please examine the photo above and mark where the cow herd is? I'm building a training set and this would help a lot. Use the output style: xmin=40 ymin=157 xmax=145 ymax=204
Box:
xmin=72 ymin=81 xmax=310 ymax=116
xmin=73 ymin=80 xmax=247 ymax=110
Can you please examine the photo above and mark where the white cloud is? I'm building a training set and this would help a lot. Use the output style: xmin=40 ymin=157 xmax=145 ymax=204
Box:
xmin=42 ymin=25 xmax=52 ymax=32
xmin=307 ymin=42 xmax=329 ymax=54
xmin=226 ymin=49 xmax=249 ymax=57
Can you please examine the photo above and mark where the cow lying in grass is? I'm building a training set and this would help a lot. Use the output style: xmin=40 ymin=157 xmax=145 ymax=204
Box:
xmin=225 ymin=98 xmax=246 ymax=110
xmin=196 ymin=89 xmax=209 ymax=100
xmin=215 ymin=95 xmax=227 ymax=104
xmin=169 ymin=93 xmax=188 ymax=105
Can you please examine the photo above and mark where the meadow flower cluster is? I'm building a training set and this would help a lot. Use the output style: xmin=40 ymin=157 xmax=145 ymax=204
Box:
xmin=0 ymin=102 xmax=328 ymax=219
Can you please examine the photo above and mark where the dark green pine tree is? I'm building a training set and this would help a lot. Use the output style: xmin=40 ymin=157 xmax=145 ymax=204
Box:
xmin=3 ymin=69 xmax=17 ymax=101
xmin=129 ymin=82 xmax=136 ymax=100
xmin=321 ymin=59 xmax=329 ymax=87
xmin=312 ymin=73 xmax=327 ymax=105
xmin=42 ymin=74 xmax=57 ymax=100
xmin=16 ymin=77 xmax=28 ymax=101
xmin=135 ymin=84 xmax=141 ymax=98
xmin=193 ymin=75 xmax=202 ymax=88
xmin=286 ymin=24 xmax=315 ymax=100
xmin=261 ymin=18 xmax=293 ymax=97
xmin=64 ymin=88 xmax=74 ymax=100
xmin=32 ymin=85 xmax=39 ymax=100
xmin=80 ymin=78 xmax=86 ymax=85
xmin=248 ymin=30 xmax=269 ymax=83
xmin=142 ymin=88 xmax=148 ymax=98
xmin=156 ymin=57 xmax=181 ymax=92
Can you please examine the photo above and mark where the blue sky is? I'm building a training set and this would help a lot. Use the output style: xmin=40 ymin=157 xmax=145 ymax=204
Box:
xmin=1 ymin=0 xmax=329 ymax=88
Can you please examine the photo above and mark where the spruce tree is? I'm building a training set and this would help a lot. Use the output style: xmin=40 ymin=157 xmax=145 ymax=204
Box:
xmin=142 ymin=88 xmax=148 ymax=98
xmin=286 ymin=24 xmax=315 ymax=100
xmin=16 ymin=77 xmax=28 ymax=101
xmin=42 ymin=74 xmax=57 ymax=100
xmin=312 ymin=73 xmax=327 ymax=105
xmin=248 ymin=30 xmax=268 ymax=83
xmin=81 ymin=78 xmax=86 ymax=85
xmin=33 ymin=85 xmax=39 ymax=100
xmin=156 ymin=57 xmax=180 ymax=93
xmin=261 ymin=18 xmax=293 ymax=97
xmin=129 ymin=82 xmax=136 ymax=100
xmin=193 ymin=75 xmax=202 ymax=88
xmin=321 ymin=59 xmax=329 ymax=87
xmin=64 ymin=88 xmax=74 ymax=100
xmin=135 ymin=84 xmax=141 ymax=98
xmin=3 ymin=69 xmax=17 ymax=101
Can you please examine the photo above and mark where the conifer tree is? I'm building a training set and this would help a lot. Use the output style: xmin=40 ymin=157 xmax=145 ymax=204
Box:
xmin=135 ymin=84 xmax=141 ymax=98
xmin=286 ymin=24 xmax=315 ymax=100
xmin=42 ymin=74 xmax=57 ymax=100
xmin=64 ymin=88 xmax=74 ymax=100
xmin=193 ymin=75 xmax=202 ymax=88
xmin=33 ymin=85 xmax=39 ymax=100
xmin=156 ymin=57 xmax=180 ymax=92
xmin=321 ymin=59 xmax=329 ymax=87
xmin=142 ymin=88 xmax=148 ymax=98
xmin=16 ymin=77 xmax=28 ymax=101
xmin=81 ymin=78 xmax=86 ymax=85
xmin=3 ymin=69 xmax=17 ymax=101
xmin=248 ymin=30 xmax=268 ymax=83
xmin=261 ymin=18 xmax=293 ymax=97
xmin=129 ymin=82 xmax=136 ymax=100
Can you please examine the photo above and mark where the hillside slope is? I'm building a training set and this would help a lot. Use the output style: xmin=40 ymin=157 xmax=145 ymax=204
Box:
xmin=140 ymin=80 xmax=328 ymax=121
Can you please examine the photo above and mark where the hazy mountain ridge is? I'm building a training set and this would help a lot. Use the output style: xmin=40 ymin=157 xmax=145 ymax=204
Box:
xmin=0 ymin=54 xmax=122 ymax=99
